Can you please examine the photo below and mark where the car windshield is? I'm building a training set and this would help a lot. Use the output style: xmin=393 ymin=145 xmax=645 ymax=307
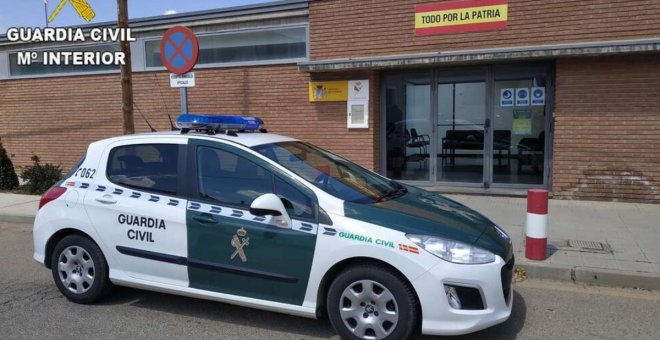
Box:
xmin=252 ymin=142 xmax=406 ymax=204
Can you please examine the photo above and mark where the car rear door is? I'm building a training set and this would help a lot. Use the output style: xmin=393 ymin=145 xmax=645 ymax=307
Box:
xmin=83 ymin=137 xmax=189 ymax=286
xmin=185 ymin=138 xmax=319 ymax=305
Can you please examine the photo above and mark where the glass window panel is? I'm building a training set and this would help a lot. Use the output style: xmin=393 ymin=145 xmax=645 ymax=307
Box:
xmin=107 ymin=144 xmax=179 ymax=195
xmin=146 ymin=27 xmax=307 ymax=68
xmin=437 ymin=81 xmax=486 ymax=183
xmin=253 ymin=142 xmax=399 ymax=204
xmin=9 ymin=44 xmax=119 ymax=76
xmin=384 ymin=72 xmax=431 ymax=181
xmin=197 ymin=146 xmax=273 ymax=207
xmin=492 ymin=77 xmax=546 ymax=185
xmin=274 ymin=177 xmax=314 ymax=220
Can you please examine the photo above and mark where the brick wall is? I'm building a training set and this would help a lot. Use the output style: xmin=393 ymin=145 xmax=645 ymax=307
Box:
xmin=553 ymin=55 xmax=660 ymax=203
xmin=309 ymin=0 xmax=660 ymax=60
xmin=0 ymin=65 xmax=380 ymax=173
xmin=0 ymin=75 xmax=124 ymax=172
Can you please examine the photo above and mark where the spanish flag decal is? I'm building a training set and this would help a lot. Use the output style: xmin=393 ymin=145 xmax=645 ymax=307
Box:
xmin=399 ymin=244 xmax=420 ymax=254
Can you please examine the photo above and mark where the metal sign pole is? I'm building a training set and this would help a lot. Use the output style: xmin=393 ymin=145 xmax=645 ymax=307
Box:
xmin=161 ymin=26 xmax=199 ymax=116
xmin=180 ymin=87 xmax=188 ymax=114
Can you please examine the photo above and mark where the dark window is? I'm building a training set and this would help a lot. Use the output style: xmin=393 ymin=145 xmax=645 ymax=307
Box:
xmin=65 ymin=155 xmax=86 ymax=179
xmin=107 ymin=144 xmax=179 ymax=195
xmin=145 ymin=26 xmax=307 ymax=68
xmin=197 ymin=146 xmax=315 ymax=219
xmin=253 ymin=142 xmax=402 ymax=204
xmin=275 ymin=177 xmax=315 ymax=220
xmin=197 ymin=146 xmax=273 ymax=207
xmin=9 ymin=44 xmax=120 ymax=77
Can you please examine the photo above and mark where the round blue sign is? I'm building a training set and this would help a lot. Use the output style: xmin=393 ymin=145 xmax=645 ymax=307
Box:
xmin=160 ymin=26 xmax=199 ymax=74
xmin=502 ymin=90 xmax=512 ymax=99
xmin=533 ymin=89 xmax=544 ymax=98
xmin=517 ymin=89 xmax=528 ymax=99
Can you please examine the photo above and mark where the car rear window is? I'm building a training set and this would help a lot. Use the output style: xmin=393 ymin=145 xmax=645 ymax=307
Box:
xmin=64 ymin=155 xmax=86 ymax=179
xmin=107 ymin=144 xmax=179 ymax=195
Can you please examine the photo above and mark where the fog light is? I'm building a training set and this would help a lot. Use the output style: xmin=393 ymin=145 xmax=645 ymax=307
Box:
xmin=444 ymin=285 xmax=462 ymax=309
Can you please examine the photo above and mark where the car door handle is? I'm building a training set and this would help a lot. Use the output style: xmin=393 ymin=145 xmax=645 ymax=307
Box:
xmin=95 ymin=195 xmax=117 ymax=205
xmin=192 ymin=214 xmax=217 ymax=225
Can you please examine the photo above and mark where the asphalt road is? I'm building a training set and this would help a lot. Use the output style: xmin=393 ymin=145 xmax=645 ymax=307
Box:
xmin=2 ymin=221 xmax=659 ymax=340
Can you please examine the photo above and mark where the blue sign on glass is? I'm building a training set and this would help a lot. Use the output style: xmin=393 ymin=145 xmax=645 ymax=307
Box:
xmin=532 ymin=87 xmax=546 ymax=106
xmin=516 ymin=88 xmax=530 ymax=106
xmin=500 ymin=88 xmax=514 ymax=107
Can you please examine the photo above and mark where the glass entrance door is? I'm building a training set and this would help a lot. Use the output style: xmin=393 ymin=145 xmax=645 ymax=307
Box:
xmin=491 ymin=68 xmax=549 ymax=185
xmin=383 ymin=64 xmax=551 ymax=188
xmin=437 ymin=71 xmax=486 ymax=183
xmin=384 ymin=72 xmax=431 ymax=182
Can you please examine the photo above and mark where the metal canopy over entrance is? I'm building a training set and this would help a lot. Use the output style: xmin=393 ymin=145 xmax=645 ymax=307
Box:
xmin=298 ymin=38 xmax=660 ymax=72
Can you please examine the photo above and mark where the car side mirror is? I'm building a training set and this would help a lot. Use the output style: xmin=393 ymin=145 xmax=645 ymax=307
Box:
xmin=250 ymin=194 xmax=292 ymax=229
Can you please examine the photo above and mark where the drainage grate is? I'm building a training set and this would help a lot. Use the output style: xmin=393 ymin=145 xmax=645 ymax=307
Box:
xmin=549 ymin=240 xmax=612 ymax=254
xmin=568 ymin=240 xmax=605 ymax=251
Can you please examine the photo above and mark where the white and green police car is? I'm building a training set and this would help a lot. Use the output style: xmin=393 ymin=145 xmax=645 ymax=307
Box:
xmin=34 ymin=114 xmax=513 ymax=339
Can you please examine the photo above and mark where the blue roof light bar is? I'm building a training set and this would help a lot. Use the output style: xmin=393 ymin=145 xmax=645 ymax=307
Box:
xmin=176 ymin=114 xmax=264 ymax=132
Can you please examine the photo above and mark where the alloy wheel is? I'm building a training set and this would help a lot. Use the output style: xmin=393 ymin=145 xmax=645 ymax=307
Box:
xmin=57 ymin=246 xmax=95 ymax=294
xmin=339 ymin=280 xmax=399 ymax=339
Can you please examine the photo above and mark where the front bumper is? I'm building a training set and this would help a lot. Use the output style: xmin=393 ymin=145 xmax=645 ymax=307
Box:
xmin=413 ymin=255 xmax=514 ymax=336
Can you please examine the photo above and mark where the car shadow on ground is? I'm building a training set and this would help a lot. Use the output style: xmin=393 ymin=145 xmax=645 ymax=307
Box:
xmin=417 ymin=290 xmax=527 ymax=340
xmin=98 ymin=287 xmax=526 ymax=340
xmin=98 ymin=286 xmax=338 ymax=339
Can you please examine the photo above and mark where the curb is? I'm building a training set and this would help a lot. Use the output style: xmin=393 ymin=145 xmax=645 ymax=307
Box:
xmin=516 ymin=262 xmax=660 ymax=291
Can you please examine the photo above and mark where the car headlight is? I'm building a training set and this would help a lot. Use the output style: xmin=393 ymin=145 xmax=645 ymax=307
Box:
xmin=406 ymin=234 xmax=496 ymax=264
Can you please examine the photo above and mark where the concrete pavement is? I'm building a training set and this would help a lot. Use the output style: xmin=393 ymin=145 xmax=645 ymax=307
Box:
xmin=3 ymin=220 xmax=660 ymax=339
xmin=448 ymin=194 xmax=660 ymax=290
xmin=0 ymin=192 xmax=39 ymax=224
xmin=2 ymin=191 xmax=659 ymax=290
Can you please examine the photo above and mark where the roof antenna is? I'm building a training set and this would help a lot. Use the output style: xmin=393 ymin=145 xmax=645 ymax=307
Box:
xmin=168 ymin=114 xmax=180 ymax=131
xmin=139 ymin=112 xmax=157 ymax=132
xmin=134 ymin=102 xmax=157 ymax=132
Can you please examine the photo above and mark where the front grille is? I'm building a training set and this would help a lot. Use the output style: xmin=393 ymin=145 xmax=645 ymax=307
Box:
xmin=501 ymin=256 xmax=514 ymax=304
xmin=452 ymin=286 xmax=485 ymax=310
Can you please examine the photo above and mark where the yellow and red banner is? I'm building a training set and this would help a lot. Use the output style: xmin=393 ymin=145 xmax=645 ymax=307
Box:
xmin=415 ymin=0 xmax=508 ymax=36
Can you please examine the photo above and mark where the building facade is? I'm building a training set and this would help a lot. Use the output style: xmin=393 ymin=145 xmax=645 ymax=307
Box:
xmin=0 ymin=0 xmax=659 ymax=202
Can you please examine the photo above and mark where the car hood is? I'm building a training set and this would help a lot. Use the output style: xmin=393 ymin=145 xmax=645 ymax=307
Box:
xmin=343 ymin=185 xmax=512 ymax=261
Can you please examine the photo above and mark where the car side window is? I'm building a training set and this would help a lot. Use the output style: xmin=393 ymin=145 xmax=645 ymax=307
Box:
xmin=197 ymin=146 xmax=316 ymax=220
xmin=274 ymin=176 xmax=315 ymax=220
xmin=107 ymin=144 xmax=179 ymax=195
xmin=197 ymin=146 xmax=273 ymax=207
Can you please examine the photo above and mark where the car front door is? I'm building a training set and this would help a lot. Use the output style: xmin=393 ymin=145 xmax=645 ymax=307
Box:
xmin=83 ymin=138 xmax=189 ymax=286
xmin=186 ymin=139 xmax=318 ymax=305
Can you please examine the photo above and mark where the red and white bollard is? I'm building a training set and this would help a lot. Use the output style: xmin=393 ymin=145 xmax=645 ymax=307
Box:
xmin=525 ymin=189 xmax=548 ymax=261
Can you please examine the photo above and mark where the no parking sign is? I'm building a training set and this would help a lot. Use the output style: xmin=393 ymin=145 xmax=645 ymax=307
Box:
xmin=161 ymin=26 xmax=199 ymax=113
xmin=160 ymin=26 xmax=199 ymax=75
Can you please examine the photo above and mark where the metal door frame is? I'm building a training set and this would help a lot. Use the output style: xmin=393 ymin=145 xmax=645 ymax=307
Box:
xmin=380 ymin=62 xmax=554 ymax=190
xmin=432 ymin=67 xmax=490 ymax=188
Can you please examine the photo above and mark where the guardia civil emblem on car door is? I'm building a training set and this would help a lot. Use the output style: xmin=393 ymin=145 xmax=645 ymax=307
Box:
xmin=230 ymin=228 xmax=249 ymax=262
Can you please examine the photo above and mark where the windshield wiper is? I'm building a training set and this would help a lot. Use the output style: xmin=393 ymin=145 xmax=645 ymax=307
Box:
xmin=375 ymin=187 xmax=408 ymax=203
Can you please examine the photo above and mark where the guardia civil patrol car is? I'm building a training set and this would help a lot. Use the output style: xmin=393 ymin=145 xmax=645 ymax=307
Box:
xmin=34 ymin=114 xmax=513 ymax=339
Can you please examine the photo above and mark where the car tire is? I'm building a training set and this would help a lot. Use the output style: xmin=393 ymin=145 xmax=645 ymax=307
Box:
xmin=50 ymin=234 xmax=112 ymax=304
xmin=327 ymin=264 xmax=418 ymax=340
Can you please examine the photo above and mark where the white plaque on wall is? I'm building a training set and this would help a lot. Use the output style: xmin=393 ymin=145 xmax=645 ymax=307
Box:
xmin=348 ymin=80 xmax=369 ymax=101
xmin=347 ymin=100 xmax=369 ymax=129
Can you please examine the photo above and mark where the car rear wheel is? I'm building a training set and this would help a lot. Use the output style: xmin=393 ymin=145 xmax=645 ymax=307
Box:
xmin=51 ymin=234 xmax=112 ymax=304
xmin=327 ymin=264 xmax=418 ymax=340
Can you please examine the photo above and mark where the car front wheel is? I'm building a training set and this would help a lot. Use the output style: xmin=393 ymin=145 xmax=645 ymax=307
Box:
xmin=327 ymin=264 xmax=418 ymax=340
xmin=50 ymin=234 xmax=112 ymax=304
